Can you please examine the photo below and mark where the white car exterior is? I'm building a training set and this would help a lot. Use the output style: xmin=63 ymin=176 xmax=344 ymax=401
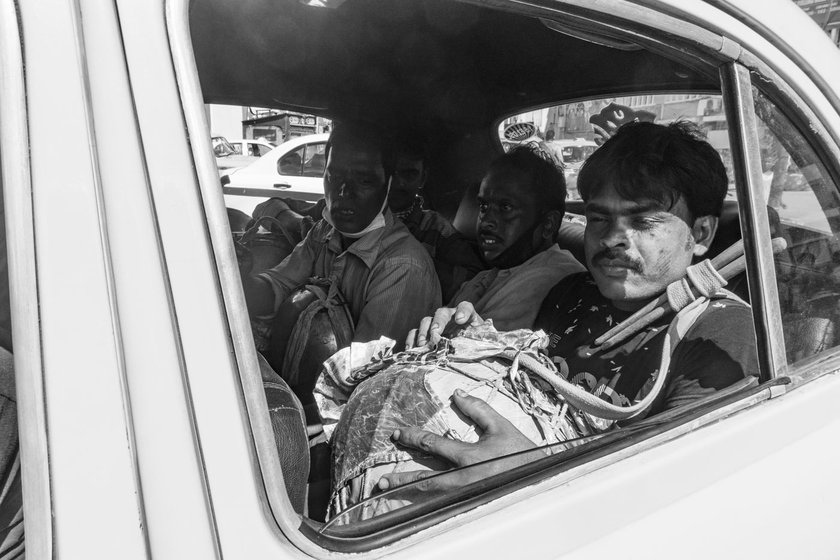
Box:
xmin=227 ymin=138 xmax=275 ymax=158
xmin=1 ymin=0 xmax=840 ymax=559
xmin=223 ymin=133 xmax=329 ymax=215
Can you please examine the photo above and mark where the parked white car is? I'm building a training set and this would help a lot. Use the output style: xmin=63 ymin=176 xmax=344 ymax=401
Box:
xmin=222 ymin=133 xmax=329 ymax=215
xmin=2 ymin=0 xmax=840 ymax=558
xmin=226 ymin=138 xmax=275 ymax=158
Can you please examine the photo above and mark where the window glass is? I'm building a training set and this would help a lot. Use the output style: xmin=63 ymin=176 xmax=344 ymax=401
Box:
xmin=256 ymin=144 xmax=272 ymax=157
xmin=277 ymin=146 xmax=304 ymax=176
xmin=0 ymin=158 xmax=23 ymax=552
xmin=751 ymin=87 xmax=840 ymax=365
xmin=301 ymin=142 xmax=326 ymax=177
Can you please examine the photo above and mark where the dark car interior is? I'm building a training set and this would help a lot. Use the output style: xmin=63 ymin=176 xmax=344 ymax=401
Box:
xmin=191 ymin=0 xmax=719 ymax=218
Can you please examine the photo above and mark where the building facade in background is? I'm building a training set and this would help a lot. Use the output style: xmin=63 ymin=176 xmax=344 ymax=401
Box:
xmin=794 ymin=0 xmax=840 ymax=45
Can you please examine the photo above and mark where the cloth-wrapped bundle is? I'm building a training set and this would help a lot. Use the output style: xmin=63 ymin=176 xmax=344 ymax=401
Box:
xmin=315 ymin=248 xmax=758 ymax=521
xmin=315 ymin=323 xmax=587 ymax=520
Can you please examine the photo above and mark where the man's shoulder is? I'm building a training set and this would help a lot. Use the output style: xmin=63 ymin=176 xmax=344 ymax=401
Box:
xmin=543 ymin=270 xmax=596 ymax=300
xmin=538 ymin=246 xmax=586 ymax=271
xmin=688 ymin=295 xmax=754 ymax=336
xmin=377 ymin=219 xmax=436 ymax=266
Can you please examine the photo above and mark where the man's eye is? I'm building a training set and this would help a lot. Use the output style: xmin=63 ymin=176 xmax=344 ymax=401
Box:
xmin=478 ymin=202 xmax=488 ymax=213
xmin=586 ymin=214 xmax=607 ymax=223
xmin=501 ymin=203 xmax=513 ymax=212
xmin=632 ymin=216 xmax=659 ymax=229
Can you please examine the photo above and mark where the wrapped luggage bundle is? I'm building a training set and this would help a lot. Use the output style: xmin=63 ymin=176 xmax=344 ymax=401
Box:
xmin=315 ymin=322 xmax=593 ymax=520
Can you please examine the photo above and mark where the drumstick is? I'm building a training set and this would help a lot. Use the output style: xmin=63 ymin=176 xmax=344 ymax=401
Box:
xmin=593 ymin=237 xmax=786 ymax=352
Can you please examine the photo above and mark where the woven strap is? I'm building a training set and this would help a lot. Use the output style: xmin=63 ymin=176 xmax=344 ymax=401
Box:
xmin=504 ymin=293 xmax=729 ymax=422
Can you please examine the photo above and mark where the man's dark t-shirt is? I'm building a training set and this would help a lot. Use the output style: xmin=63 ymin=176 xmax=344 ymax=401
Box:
xmin=533 ymin=272 xmax=759 ymax=427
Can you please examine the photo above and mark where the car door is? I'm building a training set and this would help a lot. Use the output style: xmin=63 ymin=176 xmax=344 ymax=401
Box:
xmin=5 ymin=0 xmax=840 ymax=558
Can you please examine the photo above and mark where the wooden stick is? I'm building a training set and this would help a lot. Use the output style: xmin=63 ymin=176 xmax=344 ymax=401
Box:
xmin=593 ymin=237 xmax=786 ymax=352
xmin=594 ymin=239 xmax=746 ymax=347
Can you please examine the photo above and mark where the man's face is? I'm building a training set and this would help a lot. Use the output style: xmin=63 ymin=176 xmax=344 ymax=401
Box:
xmin=388 ymin=154 xmax=426 ymax=213
xmin=476 ymin=165 xmax=541 ymax=262
xmin=584 ymin=183 xmax=701 ymax=311
xmin=324 ymin=140 xmax=388 ymax=234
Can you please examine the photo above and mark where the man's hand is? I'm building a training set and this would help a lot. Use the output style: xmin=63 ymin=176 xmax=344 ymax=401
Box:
xmin=404 ymin=301 xmax=485 ymax=348
xmin=377 ymin=389 xmax=541 ymax=492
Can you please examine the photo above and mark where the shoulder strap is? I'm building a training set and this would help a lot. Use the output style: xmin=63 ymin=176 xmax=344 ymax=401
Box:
xmin=514 ymin=290 xmax=745 ymax=423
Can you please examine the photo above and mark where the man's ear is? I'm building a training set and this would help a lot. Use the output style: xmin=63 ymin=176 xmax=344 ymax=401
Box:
xmin=691 ymin=215 xmax=718 ymax=257
xmin=541 ymin=210 xmax=564 ymax=242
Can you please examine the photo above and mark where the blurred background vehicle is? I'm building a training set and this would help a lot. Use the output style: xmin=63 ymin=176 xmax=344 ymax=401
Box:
xmin=222 ymin=133 xmax=329 ymax=214
xmin=227 ymin=138 xmax=275 ymax=158
xmin=212 ymin=134 xmax=260 ymax=176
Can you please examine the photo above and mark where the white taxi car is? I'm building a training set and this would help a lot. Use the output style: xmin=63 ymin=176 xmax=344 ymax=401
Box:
xmin=2 ymin=0 xmax=840 ymax=558
xmin=223 ymin=133 xmax=329 ymax=215
xmin=227 ymin=138 xmax=275 ymax=158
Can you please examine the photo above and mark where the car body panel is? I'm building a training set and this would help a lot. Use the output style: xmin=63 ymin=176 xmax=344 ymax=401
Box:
xmin=2 ymin=0 xmax=840 ymax=558
xmin=228 ymin=138 xmax=275 ymax=157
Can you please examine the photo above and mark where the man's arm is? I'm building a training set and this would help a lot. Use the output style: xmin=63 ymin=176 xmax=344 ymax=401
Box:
xmin=244 ymin=228 xmax=321 ymax=318
xmin=354 ymin=255 xmax=442 ymax=349
xmin=379 ymin=390 xmax=540 ymax=491
xmin=241 ymin=274 xmax=276 ymax=317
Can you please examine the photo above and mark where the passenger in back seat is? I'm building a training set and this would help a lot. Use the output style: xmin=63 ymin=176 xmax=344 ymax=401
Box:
xmin=240 ymin=120 xmax=441 ymax=353
xmin=439 ymin=146 xmax=585 ymax=332
xmin=386 ymin=122 xmax=759 ymax=491
xmin=388 ymin=135 xmax=485 ymax=301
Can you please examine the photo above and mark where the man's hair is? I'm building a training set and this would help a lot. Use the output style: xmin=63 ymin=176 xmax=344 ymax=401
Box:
xmin=489 ymin=145 xmax=567 ymax=214
xmin=393 ymin=131 xmax=428 ymax=164
xmin=325 ymin=120 xmax=395 ymax=178
xmin=577 ymin=121 xmax=728 ymax=219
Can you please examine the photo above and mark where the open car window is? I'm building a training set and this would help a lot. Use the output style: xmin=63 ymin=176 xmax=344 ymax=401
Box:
xmin=177 ymin=0 xmax=840 ymax=553
xmin=500 ymin=94 xmax=733 ymax=202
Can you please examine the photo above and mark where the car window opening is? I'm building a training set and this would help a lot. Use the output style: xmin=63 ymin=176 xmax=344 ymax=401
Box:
xmin=183 ymin=0 xmax=840 ymax=548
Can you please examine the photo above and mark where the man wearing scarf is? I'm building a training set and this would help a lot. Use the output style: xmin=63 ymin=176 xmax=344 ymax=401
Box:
xmin=240 ymin=121 xmax=441 ymax=348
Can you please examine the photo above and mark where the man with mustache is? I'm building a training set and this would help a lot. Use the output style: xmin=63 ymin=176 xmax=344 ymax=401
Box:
xmin=384 ymin=122 xmax=758 ymax=490
xmin=241 ymin=121 xmax=441 ymax=350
